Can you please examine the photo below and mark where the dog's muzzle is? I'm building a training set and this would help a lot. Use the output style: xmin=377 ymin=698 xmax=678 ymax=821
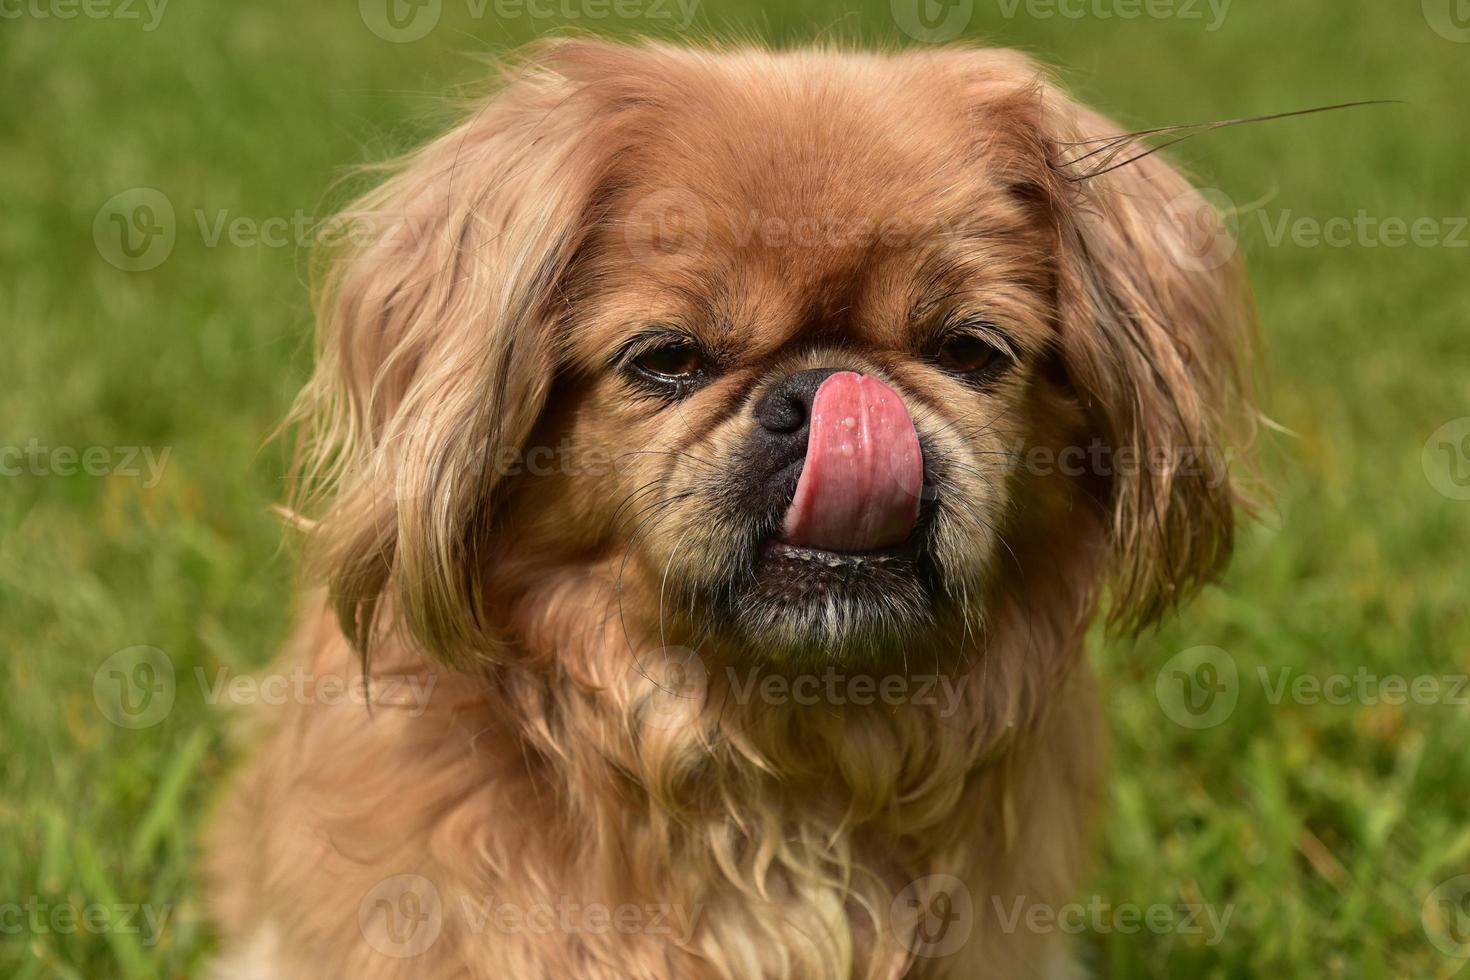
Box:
xmin=751 ymin=369 xmax=923 ymax=552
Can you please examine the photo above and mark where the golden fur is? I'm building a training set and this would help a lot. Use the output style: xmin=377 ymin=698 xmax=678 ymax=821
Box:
xmin=207 ymin=39 xmax=1255 ymax=979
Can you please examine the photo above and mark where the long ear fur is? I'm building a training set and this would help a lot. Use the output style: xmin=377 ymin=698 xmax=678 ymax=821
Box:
xmin=952 ymin=50 xmax=1259 ymax=632
xmin=1049 ymin=74 xmax=1258 ymax=631
xmin=288 ymin=43 xmax=623 ymax=662
xmin=1061 ymin=151 xmax=1257 ymax=632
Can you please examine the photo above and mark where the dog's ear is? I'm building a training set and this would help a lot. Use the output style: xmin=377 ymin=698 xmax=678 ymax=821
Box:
xmin=950 ymin=50 xmax=1258 ymax=632
xmin=290 ymin=41 xmax=634 ymax=662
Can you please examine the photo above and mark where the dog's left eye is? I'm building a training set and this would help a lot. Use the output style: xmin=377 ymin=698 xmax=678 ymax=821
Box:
xmin=630 ymin=341 xmax=707 ymax=383
xmin=935 ymin=332 xmax=1007 ymax=378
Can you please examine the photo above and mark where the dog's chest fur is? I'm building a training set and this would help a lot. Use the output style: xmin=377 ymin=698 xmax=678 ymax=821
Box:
xmin=207 ymin=600 xmax=1100 ymax=979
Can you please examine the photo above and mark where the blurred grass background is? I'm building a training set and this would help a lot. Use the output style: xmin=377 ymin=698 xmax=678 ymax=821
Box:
xmin=2 ymin=0 xmax=1467 ymax=976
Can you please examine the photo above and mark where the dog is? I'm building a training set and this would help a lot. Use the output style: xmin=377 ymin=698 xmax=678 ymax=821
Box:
xmin=206 ymin=38 xmax=1255 ymax=979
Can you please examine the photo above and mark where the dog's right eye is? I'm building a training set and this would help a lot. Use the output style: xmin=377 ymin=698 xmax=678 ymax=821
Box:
xmin=627 ymin=340 xmax=708 ymax=387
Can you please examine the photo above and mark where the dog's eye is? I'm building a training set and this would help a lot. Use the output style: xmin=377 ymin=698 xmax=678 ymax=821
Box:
xmin=630 ymin=341 xmax=707 ymax=383
xmin=935 ymin=333 xmax=1006 ymax=378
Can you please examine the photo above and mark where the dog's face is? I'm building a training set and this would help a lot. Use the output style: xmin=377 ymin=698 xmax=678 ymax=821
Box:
xmin=299 ymin=42 xmax=1252 ymax=678
xmin=546 ymin=98 xmax=1066 ymax=662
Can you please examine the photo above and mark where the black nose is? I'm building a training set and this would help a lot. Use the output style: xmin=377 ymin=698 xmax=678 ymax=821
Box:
xmin=752 ymin=368 xmax=842 ymax=441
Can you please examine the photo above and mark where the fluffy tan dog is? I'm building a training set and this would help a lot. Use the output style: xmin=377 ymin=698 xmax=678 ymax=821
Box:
xmin=207 ymin=38 xmax=1254 ymax=979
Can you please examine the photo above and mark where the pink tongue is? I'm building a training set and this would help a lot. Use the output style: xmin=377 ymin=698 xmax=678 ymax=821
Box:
xmin=781 ymin=372 xmax=923 ymax=552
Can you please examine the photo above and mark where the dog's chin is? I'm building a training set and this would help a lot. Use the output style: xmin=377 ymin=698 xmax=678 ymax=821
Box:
xmin=707 ymin=534 xmax=945 ymax=666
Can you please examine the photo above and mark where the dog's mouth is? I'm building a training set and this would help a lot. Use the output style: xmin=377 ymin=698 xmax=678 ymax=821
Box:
xmin=715 ymin=526 xmax=937 ymax=662
xmin=764 ymin=539 xmax=915 ymax=566
xmin=752 ymin=517 xmax=923 ymax=593
xmin=706 ymin=372 xmax=945 ymax=660
xmin=753 ymin=535 xmax=929 ymax=607
xmin=720 ymin=464 xmax=946 ymax=664
xmin=758 ymin=536 xmax=922 ymax=589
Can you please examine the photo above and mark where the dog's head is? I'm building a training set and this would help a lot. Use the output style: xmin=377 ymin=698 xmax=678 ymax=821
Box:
xmin=295 ymin=41 xmax=1254 ymax=678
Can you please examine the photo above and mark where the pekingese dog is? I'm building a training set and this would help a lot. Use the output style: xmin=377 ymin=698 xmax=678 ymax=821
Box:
xmin=207 ymin=38 xmax=1255 ymax=979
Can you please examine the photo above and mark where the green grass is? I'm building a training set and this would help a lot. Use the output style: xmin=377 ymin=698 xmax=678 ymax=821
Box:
xmin=2 ymin=0 xmax=1467 ymax=976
